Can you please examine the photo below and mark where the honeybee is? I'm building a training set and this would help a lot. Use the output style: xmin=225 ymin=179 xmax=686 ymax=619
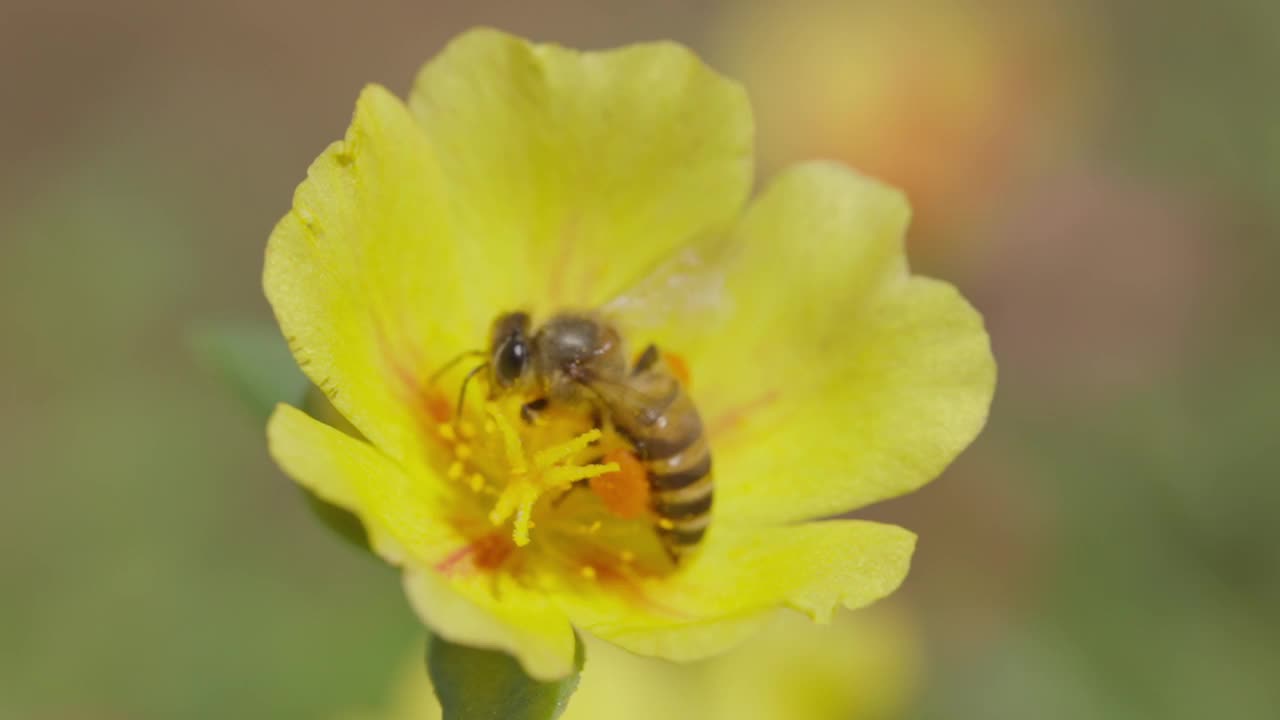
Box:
xmin=486 ymin=310 xmax=712 ymax=561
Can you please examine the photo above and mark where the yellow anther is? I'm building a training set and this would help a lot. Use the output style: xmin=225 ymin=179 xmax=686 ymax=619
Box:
xmin=468 ymin=473 xmax=487 ymax=492
xmin=580 ymin=565 xmax=597 ymax=580
xmin=533 ymin=428 xmax=602 ymax=469
xmin=658 ymin=518 xmax=675 ymax=530
xmin=459 ymin=420 xmax=477 ymax=439
xmin=489 ymin=484 xmax=539 ymax=546
xmin=447 ymin=461 xmax=465 ymax=480
xmin=455 ymin=444 xmax=473 ymax=460
xmin=512 ymin=495 xmax=536 ymax=546
xmin=437 ymin=423 xmax=457 ymax=441
xmin=587 ymin=520 xmax=603 ymax=534
xmin=620 ymin=550 xmax=635 ymax=563
xmin=543 ymin=462 xmax=619 ymax=489
xmin=486 ymin=404 xmax=528 ymax=476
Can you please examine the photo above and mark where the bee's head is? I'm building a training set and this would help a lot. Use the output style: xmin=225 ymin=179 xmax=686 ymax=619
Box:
xmin=488 ymin=311 xmax=533 ymax=390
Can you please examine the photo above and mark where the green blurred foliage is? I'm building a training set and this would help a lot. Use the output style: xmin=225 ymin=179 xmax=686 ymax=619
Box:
xmin=0 ymin=111 xmax=418 ymax=719
xmin=190 ymin=325 xmax=310 ymax=423
xmin=919 ymin=356 xmax=1280 ymax=720
xmin=1 ymin=0 xmax=1277 ymax=717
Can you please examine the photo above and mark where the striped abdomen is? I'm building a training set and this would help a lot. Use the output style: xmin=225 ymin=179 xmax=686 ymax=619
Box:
xmin=608 ymin=370 xmax=712 ymax=561
xmin=646 ymin=428 xmax=713 ymax=559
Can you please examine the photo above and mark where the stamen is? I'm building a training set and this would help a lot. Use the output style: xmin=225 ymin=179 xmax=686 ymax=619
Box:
xmin=543 ymin=462 xmax=619 ymax=487
xmin=511 ymin=490 xmax=537 ymax=546
xmin=443 ymin=391 xmax=635 ymax=548
xmin=481 ymin=404 xmax=622 ymax=546
xmin=533 ymin=428 xmax=602 ymax=468
xmin=490 ymin=484 xmax=538 ymax=532
xmin=487 ymin=404 xmax=528 ymax=476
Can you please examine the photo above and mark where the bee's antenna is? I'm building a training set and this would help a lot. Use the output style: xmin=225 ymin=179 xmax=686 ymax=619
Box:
xmin=455 ymin=363 xmax=489 ymax=420
xmin=430 ymin=349 xmax=487 ymax=384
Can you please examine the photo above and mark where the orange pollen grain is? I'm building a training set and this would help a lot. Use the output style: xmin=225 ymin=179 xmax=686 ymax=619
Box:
xmin=590 ymin=448 xmax=650 ymax=520
xmin=663 ymin=352 xmax=692 ymax=387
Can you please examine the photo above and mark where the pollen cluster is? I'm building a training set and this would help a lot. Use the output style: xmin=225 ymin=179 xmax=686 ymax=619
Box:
xmin=435 ymin=398 xmax=619 ymax=547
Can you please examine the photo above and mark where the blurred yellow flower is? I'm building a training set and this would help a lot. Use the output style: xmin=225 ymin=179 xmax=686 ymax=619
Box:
xmin=265 ymin=28 xmax=994 ymax=679
xmin=340 ymin=608 xmax=919 ymax=720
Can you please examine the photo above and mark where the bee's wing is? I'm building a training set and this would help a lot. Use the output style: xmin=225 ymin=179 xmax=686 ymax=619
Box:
xmin=600 ymin=246 xmax=734 ymax=345
xmin=582 ymin=368 xmax=681 ymax=430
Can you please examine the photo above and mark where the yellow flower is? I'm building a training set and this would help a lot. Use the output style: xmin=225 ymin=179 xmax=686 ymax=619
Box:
xmin=341 ymin=608 xmax=918 ymax=720
xmin=265 ymin=28 xmax=994 ymax=680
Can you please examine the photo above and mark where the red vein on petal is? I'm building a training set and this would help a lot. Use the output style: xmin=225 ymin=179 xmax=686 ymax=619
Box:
xmin=708 ymin=389 xmax=780 ymax=439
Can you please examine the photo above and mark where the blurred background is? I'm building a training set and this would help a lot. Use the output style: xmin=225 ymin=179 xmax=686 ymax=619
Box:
xmin=2 ymin=0 xmax=1277 ymax=717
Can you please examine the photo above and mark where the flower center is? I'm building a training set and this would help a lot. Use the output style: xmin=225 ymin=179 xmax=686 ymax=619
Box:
xmin=426 ymin=382 xmax=685 ymax=582
xmin=433 ymin=394 xmax=630 ymax=548
xmin=483 ymin=404 xmax=619 ymax=546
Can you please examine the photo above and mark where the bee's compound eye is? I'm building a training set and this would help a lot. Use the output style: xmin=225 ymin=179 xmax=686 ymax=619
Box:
xmin=495 ymin=339 xmax=529 ymax=385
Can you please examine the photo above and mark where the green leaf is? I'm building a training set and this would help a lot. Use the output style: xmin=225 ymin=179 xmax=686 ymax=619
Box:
xmin=426 ymin=633 xmax=585 ymax=720
xmin=189 ymin=323 xmax=308 ymax=421
xmin=189 ymin=322 xmax=372 ymax=554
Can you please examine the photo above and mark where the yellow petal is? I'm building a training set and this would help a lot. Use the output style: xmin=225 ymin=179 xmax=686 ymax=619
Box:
xmin=561 ymin=635 xmax=704 ymax=720
xmin=669 ymin=161 xmax=995 ymax=524
xmin=703 ymin=608 xmax=920 ymax=720
xmin=403 ymin=566 xmax=578 ymax=681
xmin=559 ymin=520 xmax=915 ymax=661
xmin=345 ymin=609 xmax=917 ymax=720
xmin=408 ymin=28 xmax=754 ymax=312
xmin=267 ymin=403 xmax=455 ymax=565
xmin=264 ymin=85 xmax=477 ymax=469
xmin=271 ymin=403 xmax=577 ymax=679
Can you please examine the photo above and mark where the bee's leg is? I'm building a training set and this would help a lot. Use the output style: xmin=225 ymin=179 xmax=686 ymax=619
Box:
xmin=632 ymin=343 xmax=660 ymax=375
xmin=520 ymin=397 xmax=549 ymax=425
xmin=660 ymin=539 xmax=679 ymax=565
